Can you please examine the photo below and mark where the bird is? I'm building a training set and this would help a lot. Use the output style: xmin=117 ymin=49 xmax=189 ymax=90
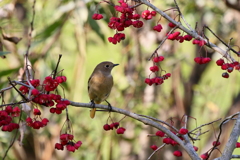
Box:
xmin=88 ymin=61 xmax=119 ymax=118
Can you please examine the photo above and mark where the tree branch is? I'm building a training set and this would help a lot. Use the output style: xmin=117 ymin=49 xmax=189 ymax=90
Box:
xmin=69 ymin=100 xmax=200 ymax=160
xmin=138 ymin=0 xmax=237 ymax=62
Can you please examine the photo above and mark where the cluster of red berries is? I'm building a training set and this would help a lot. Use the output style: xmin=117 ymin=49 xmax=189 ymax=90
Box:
xmin=25 ymin=108 xmax=49 ymax=129
xmin=141 ymin=10 xmax=156 ymax=20
xmin=103 ymin=122 xmax=126 ymax=134
xmin=150 ymin=128 xmax=198 ymax=158
xmin=0 ymin=106 xmax=20 ymax=132
xmin=145 ymin=55 xmax=171 ymax=86
xmin=92 ymin=0 xmax=160 ymax=44
xmin=19 ymin=76 xmax=69 ymax=115
xmin=194 ymin=57 xmax=211 ymax=64
xmin=167 ymin=31 xmax=193 ymax=43
xmin=192 ymin=39 xmax=207 ymax=47
xmin=55 ymin=133 xmax=82 ymax=152
xmin=216 ymin=58 xmax=240 ymax=78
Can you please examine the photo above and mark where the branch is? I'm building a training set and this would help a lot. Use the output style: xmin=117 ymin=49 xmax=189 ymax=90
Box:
xmin=138 ymin=0 xmax=236 ymax=62
xmin=69 ymin=100 xmax=200 ymax=160
xmin=213 ymin=113 xmax=240 ymax=160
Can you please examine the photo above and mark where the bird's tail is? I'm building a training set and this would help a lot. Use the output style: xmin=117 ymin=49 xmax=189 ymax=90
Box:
xmin=90 ymin=108 xmax=96 ymax=118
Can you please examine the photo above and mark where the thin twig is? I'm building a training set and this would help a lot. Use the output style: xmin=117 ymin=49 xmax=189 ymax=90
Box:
xmin=147 ymin=144 xmax=166 ymax=160
xmin=173 ymin=0 xmax=194 ymax=31
xmin=205 ymin=25 xmax=240 ymax=57
xmin=138 ymin=114 xmax=178 ymax=132
xmin=8 ymin=77 xmax=28 ymax=101
xmin=189 ymin=118 xmax=221 ymax=133
xmin=52 ymin=54 xmax=62 ymax=79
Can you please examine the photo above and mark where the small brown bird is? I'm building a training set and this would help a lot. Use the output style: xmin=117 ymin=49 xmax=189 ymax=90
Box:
xmin=88 ymin=61 xmax=119 ymax=118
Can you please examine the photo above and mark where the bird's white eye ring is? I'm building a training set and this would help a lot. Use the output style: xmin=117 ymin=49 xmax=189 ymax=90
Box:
xmin=105 ymin=65 xmax=109 ymax=68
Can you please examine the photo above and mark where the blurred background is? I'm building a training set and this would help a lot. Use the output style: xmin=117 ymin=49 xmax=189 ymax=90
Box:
xmin=0 ymin=0 xmax=240 ymax=159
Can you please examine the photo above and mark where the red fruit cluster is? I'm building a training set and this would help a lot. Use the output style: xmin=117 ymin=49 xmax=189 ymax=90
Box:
xmin=0 ymin=106 xmax=20 ymax=132
xmin=26 ymin=117 xmax=49 ymax=129
xmin=153 ymin=24 xmax=163 ymax=32
xmin=43 ymin=76 xmax=66 ymax=92
xmin=173 ymin=150 xmax=182 ymax=157
xmin=145 ymin=55 xmax=171 ymax=86
xmin=194 ymin=57 xmax=211 ymax=64
xmin=167 ymin=32 xmax=193 ymax=43
xmin=92 ymin=13 xmax=103 ymax=20
xmin=145 ymin=73 xmax=171 ymax=86
xmin=103 ymin=122 xmax=125 ymax=134
xmin=19 ymin=79 xmax=40 ymax=94
xmin=162 ymin=137 xmax=178 ymax=146
xmin=215 ymin=58 xmax=240 ymax=78
xmin=55 ymin=133 xmax=82 ymax=152
xmin=141 ymin=10 xmax=157 ymax=20
xmin=108 ymin=33 xmax=125 ymax=44
xmin=103 ymin=122 xmax=119 ymax=131
xmin=192 ymin=39 xmax=206 ymax=47
xmin=107 ymin=0 xmax=142 ymax=44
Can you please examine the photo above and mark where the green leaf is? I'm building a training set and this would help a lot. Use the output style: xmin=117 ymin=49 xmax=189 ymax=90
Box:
xmin=35 ymin=14 xmax=68 ymax=40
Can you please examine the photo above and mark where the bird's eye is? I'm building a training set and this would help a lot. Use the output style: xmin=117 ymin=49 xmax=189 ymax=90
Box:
xmin=105 ymin=65 xmax=109 ymax=68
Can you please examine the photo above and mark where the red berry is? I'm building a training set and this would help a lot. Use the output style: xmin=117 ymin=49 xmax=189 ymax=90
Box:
xmin=116 ymin=127 xmax=126 ymax=134
xmin=151 ymin=11 xmax=157 ymax=16
xmin=74 ymin=141 xmax=82 ymax=149
xmin=236 ymin=142 xmax=240 ymax=148
xmin=5 ymin=106 xmax=13 ymax=114
xmin=33 ymin=108 xmax=41 ymax=115
xmin=179 ymin=128 xmax=188 ymax=135
xmin=153 ymin=24 xmax=163 ymax=32
xmin=150 ymin=145 xmax=158 ymax=150
xmin=168 ymin=22 xmax=176 ymax=28
xmin=41 ymin=118 xmax=49 ymax=126
xmin=50 ymin=108 xmax=56 ymax=113
xmin=222 ymin=72 xmax=229 ymax=78
xmin=163 ymin=137 xmax=172 ymax=144
xmin=216 ymin=59 xmax=224 ymax=66
xmin=202 ymin=57 xmax=211 ymax=64
xmin=183 ymin=35 xmax=193 ymax=41
xmin=173 ymin=150 xmax=182 ymax=157
xmin=212 ymin=141 xmax=221 ymax=146
xmin=55 ymin=143 xmax=64 ymax=150
xmin=227 ymin=67 xmax=233 ymax=73
xmin=155 ymin=130 xmax=165 ymax=137
xmin=194 ymin=57 xmax=202 ymax=64
xmin=31 ymin=89 xmax=40 ymax=95
xmin=103 ymin=124 xmax=110 ymax=131
xmin=113 ymin=122 xmax=119 ymax=129
xmin=201 ymin=153 xmax=209 ymax=159
xmin=193 ymin=146 xmax=198 ymax=151
xmin=66 ymin=144 xmax=76 ymax=152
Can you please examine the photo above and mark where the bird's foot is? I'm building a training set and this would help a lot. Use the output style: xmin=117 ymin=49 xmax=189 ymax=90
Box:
xmin=105 ymin=100 xmax=112 ymax=112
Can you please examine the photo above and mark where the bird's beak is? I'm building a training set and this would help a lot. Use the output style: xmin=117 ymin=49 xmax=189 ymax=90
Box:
xmin=113 ymin=64 xmax=119 ymax=67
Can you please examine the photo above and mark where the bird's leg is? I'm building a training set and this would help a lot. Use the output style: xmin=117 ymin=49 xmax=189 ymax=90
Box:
xmin=90 ymin=100 xmax=95 ymax=108
xmin=105 ymin=100 xmax=112 ymax=112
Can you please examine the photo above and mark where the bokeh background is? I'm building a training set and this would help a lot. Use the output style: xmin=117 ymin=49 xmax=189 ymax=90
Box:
xmin=0 ymin=0 xmax=240 ymax=159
